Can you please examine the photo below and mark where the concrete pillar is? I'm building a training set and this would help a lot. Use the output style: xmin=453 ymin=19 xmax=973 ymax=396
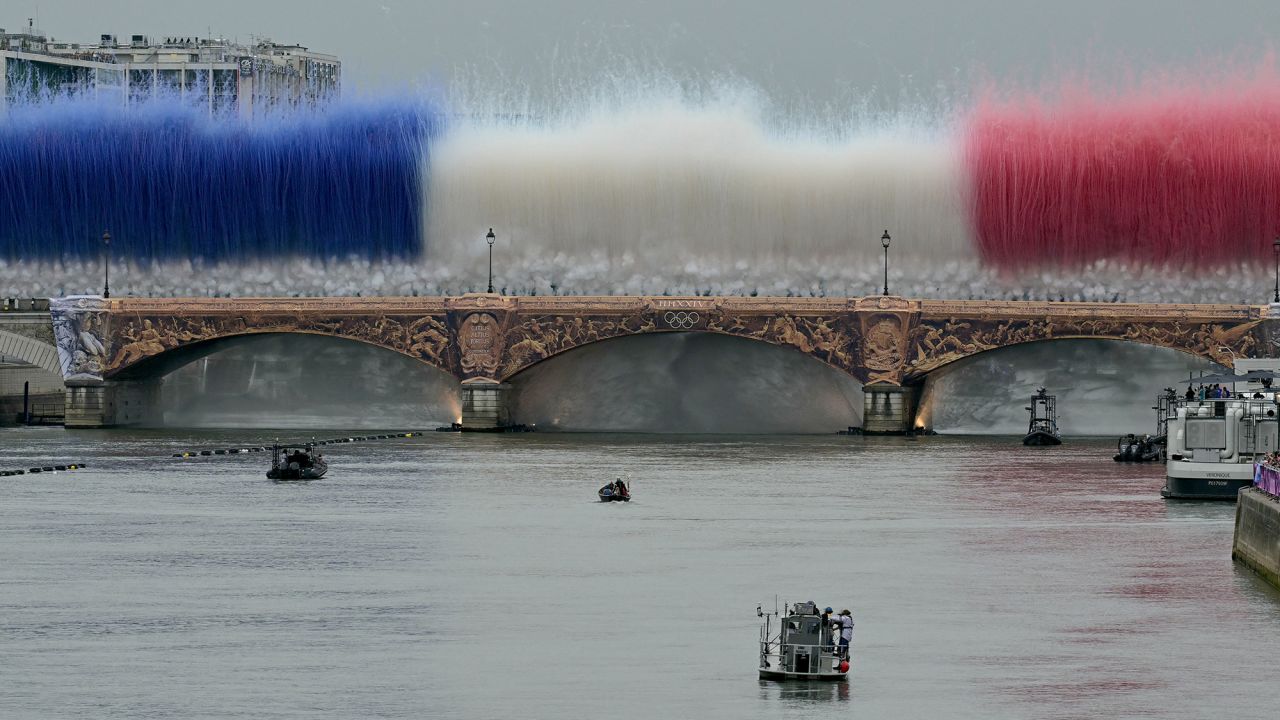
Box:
xmin=460 ymin=379 xmax=510 ymax=430
xmin=861 ymin=384 xmax=917 ymax=435
xmin=64 ymin=383 xmax=110 ymax=428
xmin=64 ymin=379 xmax=161 ymax=428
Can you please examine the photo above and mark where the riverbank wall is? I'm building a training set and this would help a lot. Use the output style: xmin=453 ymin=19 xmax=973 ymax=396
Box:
xmin=1232 ymin=487 xmax=1280 ymax=590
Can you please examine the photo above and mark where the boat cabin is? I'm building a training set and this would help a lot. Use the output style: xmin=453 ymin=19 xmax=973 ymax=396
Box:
xmin=758 ymin=601 xmax=847 ymax=681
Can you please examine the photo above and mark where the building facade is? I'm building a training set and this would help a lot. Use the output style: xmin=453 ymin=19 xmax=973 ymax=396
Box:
xmin=1 ymin=21 xmax=339 ymax=117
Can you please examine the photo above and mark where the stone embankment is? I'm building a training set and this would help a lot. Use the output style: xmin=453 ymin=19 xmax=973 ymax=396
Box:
xmin=1233 ymin=486 xmax=1280 ymax=590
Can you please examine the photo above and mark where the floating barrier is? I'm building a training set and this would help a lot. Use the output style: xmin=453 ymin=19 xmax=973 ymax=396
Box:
xmin=173 ymin=432 xmax=425 ymax=458
xmin=0 ymin=463 xmax=87 ymax=476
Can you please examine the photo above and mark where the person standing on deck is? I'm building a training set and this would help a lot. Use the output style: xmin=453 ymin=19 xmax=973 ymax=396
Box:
xmin=835 ymin=609 xmax=854 ymax=659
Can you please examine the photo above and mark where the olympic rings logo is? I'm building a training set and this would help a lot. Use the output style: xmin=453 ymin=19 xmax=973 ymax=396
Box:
xmin=663 ymin=311 xmax=700 ymax=329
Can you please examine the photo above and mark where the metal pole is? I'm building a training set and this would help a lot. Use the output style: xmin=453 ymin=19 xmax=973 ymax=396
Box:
xmin=486 ymin=228 xmax=496 ymax=294
xmin=102 ymin=230 xmax=111 ymax=299
xmin=883 ymin=244 xmax=888 ymax=296
xmin=1273 ymin=236 xmax=1279 ymax=303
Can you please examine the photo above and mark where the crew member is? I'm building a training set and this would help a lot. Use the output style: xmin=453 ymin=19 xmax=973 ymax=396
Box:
xmin=836 ymin=609 xmax=854 ymax=659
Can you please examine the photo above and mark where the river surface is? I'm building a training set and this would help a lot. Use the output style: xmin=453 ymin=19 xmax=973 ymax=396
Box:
xmin=2 ymin=428 xmax=1278 ymax=719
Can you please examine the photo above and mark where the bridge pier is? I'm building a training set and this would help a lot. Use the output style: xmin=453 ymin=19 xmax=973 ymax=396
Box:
xmin=862 ymin=384 xmax=917 ymax=435
xmin=460 ymin=379 xmax=511 ymax=431
xmin=64 ymin=379 xmax=161 ymax=428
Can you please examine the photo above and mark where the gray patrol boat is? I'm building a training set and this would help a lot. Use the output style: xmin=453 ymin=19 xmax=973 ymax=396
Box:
xmin=757 ymin=601 xmax=849 ymax=681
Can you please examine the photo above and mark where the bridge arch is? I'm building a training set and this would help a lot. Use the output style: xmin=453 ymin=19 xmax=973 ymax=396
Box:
xmin=503 ymin=330 xmax=864 ymax=432
xmin=902 ymin=314 xmax=1265 ymax=383
xmin=906 ymin=333 xmax=1229 ymax=382
xmin=115 ymin=331 xmax=464 ymax=428
xmin=0 ymin=328 xmax=61 ymax=375
xmin=912 ymin=337 xmax=1224 ymax=434
xmin=106 ymin=326 xmax=455 ymax=381
xmin=495 ymin=315 xmax=863 ymax=383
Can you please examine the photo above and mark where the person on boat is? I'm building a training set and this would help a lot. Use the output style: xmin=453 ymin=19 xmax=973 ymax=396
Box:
xmin=821 ymin=607 xmax=835 ymax=650
xmin=614 ymin=478 xmax=628 ymax=498
xmin=1184 ymin=386 xmax=1195 ymax=401
xmin=835 ymin=610 xmax=854 ymax=659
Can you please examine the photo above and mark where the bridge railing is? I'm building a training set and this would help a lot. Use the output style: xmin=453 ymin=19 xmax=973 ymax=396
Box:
xmin=1 ymin=298 xmax=49 ymax=312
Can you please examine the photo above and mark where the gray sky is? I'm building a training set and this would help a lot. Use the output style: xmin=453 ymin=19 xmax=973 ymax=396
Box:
xmin=11 ymin=1 xmax=1280 ymax=104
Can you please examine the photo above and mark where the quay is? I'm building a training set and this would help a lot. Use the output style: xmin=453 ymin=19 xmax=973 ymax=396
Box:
xmin=1234 ymin=466 xmax=1280 ymax=590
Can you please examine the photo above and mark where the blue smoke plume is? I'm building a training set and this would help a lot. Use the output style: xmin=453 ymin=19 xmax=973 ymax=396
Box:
xmin=0 ymin=95 xmax=439 ymax=261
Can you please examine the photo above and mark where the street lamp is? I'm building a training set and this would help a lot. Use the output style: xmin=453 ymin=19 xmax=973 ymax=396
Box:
xmin=102 ymin=230 xmax=111 ymax=299
xmin=486 ymin=228 xmax=496 ymax=294
xmin=1272 ymin=236 xmax=1279 ymax=303
xmin=880 ymin=230 xmax=890 ymax=295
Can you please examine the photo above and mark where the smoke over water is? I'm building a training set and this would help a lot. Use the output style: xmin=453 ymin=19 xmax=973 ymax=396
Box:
xmin=143 ymin=333 xmax=1216 ymax=434
xmin=966 ymin=67 xmax=1280 ymax=269
xmin=508 ymin=333 xmax=863 ymax=433
xmin=916 ymin=340 xmax=1221 ymax=436
xmin=157 ymin=334 xmax=460 ymax=429
xmin=3 ymin=63 xmax=1280 ymax=301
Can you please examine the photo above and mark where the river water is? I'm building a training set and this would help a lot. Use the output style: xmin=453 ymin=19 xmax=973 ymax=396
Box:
xmin=2 ymin=428 xmax=1278 ymax=719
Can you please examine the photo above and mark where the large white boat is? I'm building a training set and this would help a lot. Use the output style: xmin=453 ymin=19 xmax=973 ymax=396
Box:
xmin=1163 ymin=360 xmax=1280 ymax=500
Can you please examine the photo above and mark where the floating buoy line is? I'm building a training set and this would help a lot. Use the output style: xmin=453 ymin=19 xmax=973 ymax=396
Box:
xmin=1 ymin=433 xmax=424 ymax=476
xmin=173 ymin=432 xmax=425 ymax=458
xmin=1 ymin=463 xmax=87 ymax=476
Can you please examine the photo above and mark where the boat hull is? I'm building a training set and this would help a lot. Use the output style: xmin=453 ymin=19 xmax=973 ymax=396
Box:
xmin=1022 ymin=430 xmax=1062 ymax=446
xmin=758 ymin=668 xmax=847 ymax=682
xmin=1162 ymin=460 xmax=1250 ymax=500
xmin=267 ymin=462 xmax=328 ymax=481
xmin=598 ymin=491 xmax=630 ymax=502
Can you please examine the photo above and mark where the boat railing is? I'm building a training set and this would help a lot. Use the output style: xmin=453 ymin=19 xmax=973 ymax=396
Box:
xmin=1173 ymin=397 xmax=1279 ymax=419
xmin=759 ymin=639 xmax=840 ymax=662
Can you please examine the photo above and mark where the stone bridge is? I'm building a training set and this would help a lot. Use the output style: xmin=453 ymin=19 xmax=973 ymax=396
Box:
xmin=47 ymin=294 xmax=1278 ymax=431
xmin=0 ymin=299 xmax=63 ymax=424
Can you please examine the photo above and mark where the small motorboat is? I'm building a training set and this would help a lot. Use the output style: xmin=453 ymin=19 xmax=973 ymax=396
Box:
xmin=267 ymin=444 xmax=328 ymax=480
xmin=1114 ymin=433 xmax=1164 ymax=462
xmin=598 ymin=480 xmax=631 ymax=502
xmin=1022 ymin=387 xmax=1062 ymax=446
xmin=758 ymin=600 xmax=850 ymax=681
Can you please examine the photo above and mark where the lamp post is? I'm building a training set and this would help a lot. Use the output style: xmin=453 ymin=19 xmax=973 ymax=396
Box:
xmin=880 ymin=230 xmax=891 ymax=296
xmin=102 ymin=230 xmax=111 ymax=299
xmin=486 ymin=228 xmax=496 ymax=294
xmin=1272 ymin=236 xmax=1279 ymax=303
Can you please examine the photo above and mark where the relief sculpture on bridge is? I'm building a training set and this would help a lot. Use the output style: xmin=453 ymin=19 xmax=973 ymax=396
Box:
xmin=68 ymin=296 xmax=1278 ymax=389
xmin=104 ymin=308 xmax=457 ymax=377
xmin=50 ymin=296 xmax=109 ymax=382
xmin=859 ymin=315 xmax=909 ymax=384
xmin=905 ymin=314 xmax=1267 ymax=377
xmin=497 ymin=305 xmax=862 ymax=380
xmin=458 ymin=312 xmax=503 ymax=376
